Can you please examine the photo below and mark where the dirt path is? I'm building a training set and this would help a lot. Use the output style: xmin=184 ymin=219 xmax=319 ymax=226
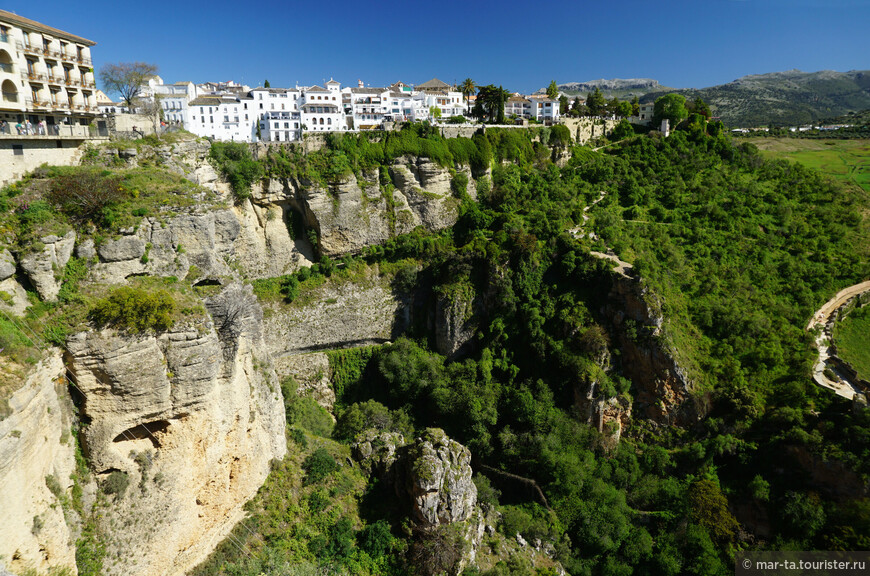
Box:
xmin=806 ymin=280 xmax=870 ymax=400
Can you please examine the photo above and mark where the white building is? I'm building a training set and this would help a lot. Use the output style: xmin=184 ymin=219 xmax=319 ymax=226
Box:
xmin=505 ymin=95 xmax=532 ymax=119
xmin=0 ymin=9 xmax=98 ymax=133
xmin=528 ymin=96 xmax=560 ymax=122
xmin=343 ymin=83 xmax=389 ymax=130
xmin=628 ymin=103 xmax=655 ymax=126
xmin=425 ymin=90 xmax=466 ymax=119
xmin=300 ymin=80 xmax=346 ymax=133
xmin=187 ymin=94 xmax=257 ymax=141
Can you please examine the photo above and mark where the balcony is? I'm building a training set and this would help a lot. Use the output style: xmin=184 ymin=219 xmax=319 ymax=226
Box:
xmin=46 ymin=74 xmax=62 ymax=84
xmin=19 ymin=41 xmax=41 ymax=56
xmin=2 ymin=91 xmax=19 ymax=103
xmin=75 ymin=55 xmax=92 ymax=66
xmin=0 ymin=62 xmax=13 ymax=74
xmin=23 ymin=71 xmax=46 ymax=83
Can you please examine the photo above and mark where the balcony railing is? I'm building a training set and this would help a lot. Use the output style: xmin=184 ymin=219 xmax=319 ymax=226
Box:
xmin=76 ymin=55 xmax=92 ymax=66
xmin=0 ymin=62 xmax=13 ymax=74
xmin=2 ymin=91 xmax=19 ymax=103
xmin=23 ymin=71 xmax=46 ymax=82
xmin=46 ymin=74 xmax=62 ymax=84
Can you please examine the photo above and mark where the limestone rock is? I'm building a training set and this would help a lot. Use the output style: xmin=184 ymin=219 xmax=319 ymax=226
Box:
xmin=18 ymin=230 xmax=76 ymax=300
xmin=0 ymin=354 xmax=77 ymax=575
xmin=398 ymin=428 xmax=477 ymax=528
xmin=604 ymin=274 xmax=699 ymax=425
xmin=65 ymin=283 xmax=286 ymax=576
xmin=0 ymin=277 xmax=30 ymax=316
xmin=262 ymin=267 xmax=408 ymax=357
xmin=98 ymin=235 xmax=146 ymax=262
xmin=352 ymin=429 xmax=406 ymax=477
xmin=434 ymin=282 xmax=479 ymax=358
xmin=76 ymin=237 xmax=97 ymax=259
xmin=0 ymin=248 xmax=16 ymax=281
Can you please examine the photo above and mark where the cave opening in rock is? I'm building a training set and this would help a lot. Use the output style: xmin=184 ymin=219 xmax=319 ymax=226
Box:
xmin=112 ymin=420 xmax=170 ymax=448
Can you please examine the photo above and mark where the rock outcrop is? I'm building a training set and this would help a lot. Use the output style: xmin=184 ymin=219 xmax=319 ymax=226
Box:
xmin=434 ymin=281 xmax=479 ymax=358
xmin=65 ymin=283 xmax=286 ymax=576
xmin=263 ymin=267 xmax=407 ymax=358
xmin=397 ymin=428 xmax=477 ymax=528
xmin=0 ymin=354 xmax=77 ymax=576
xmin=352 ymin=429 xmax=406 ymax=477
xmin=604 ymin=273 xmax=700 ymax=426
xmin=90 ymin=204 xmax=312 ymax=285
xmin=18 ymin=230 xmax=76 ymax=301
xmin=248 ymin=155 xmax=463 ymax=257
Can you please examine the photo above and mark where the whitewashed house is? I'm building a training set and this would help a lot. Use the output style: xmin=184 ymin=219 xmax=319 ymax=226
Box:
xmin=300 ymin=80 xmax=345 ymax=133
xmin=187 ymin=94 xmax=256 ymax=141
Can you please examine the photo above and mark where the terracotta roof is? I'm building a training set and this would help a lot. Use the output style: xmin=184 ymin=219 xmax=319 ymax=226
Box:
xmin=417 ymin=78 xmax=451 ymax=90
xmin=0 ymin=9 xmax=96 ymax=46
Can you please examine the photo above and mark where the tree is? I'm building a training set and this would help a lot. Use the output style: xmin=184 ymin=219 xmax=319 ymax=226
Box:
xmin=99 ymin=62 xmax=159 ymax=108
xmin=264 ymin=79 xmax=271 ymax=88
xmin=631 ymin=96 xmax=640 ymax=116
xmin=430 ymin=106 xmax=442 ymax=120
xmin=586 ymin=87 xmax=606 ymax=116
xmin=476 ymin=84 xmax=510 ymax=124
xmin=691 ymin=97 xmax=711 ymax=119
xmin=459 ymin=78 xmax=477 ymax=112
xmin=617 ymin=100 xmax=633 ymax=118
xmin=559 ymin=95 xmax=569 ymax=114
xmin=546 ymin=80 xmax=559 ymax=99
xmin=653 ymin=93 xmax=688 ymax=126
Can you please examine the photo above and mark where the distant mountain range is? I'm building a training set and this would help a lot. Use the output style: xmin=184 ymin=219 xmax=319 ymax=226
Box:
xmin=544 ymin=70 xmax=870 ymax=127
xmin=639 ymin=69 xmax=870 ymax=127
xmin=534 ymin=78 xmax=668 ymax=99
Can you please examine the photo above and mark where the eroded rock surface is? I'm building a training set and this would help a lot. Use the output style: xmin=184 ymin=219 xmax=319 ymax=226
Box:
xmin=0 ymin=354 xmax=76 ymax=576
xmin=18 ymin=230 xmax=75 ymax=300
xmin=65 ymin=283 xmax=286 ymax=576
xmin=397 ymin=428 xmax=477 ymax=528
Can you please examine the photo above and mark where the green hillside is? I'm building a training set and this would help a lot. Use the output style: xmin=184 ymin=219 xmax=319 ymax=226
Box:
xmin=641 ymin=69 xmax=870 ymax=127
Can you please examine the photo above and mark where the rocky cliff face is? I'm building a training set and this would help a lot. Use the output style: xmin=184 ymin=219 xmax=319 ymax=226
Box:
xmin=604 ymin=273 xmax=700 ymax=426
xmin=64 ymin=283 xmax=286 ymax=576
xmin=0 ymin=354 xmax=77 ymax=576
xmin=249 ymin=155 xmax=463 ymax=257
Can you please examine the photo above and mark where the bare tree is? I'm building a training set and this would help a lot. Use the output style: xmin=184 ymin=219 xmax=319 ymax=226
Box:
xmin=99 ymin=62 xmax=158 ymax=108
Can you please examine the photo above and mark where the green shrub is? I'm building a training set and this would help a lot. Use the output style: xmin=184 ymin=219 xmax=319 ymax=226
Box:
xmin=101 ymin=470 xmax=130 ymax=497
xmin=302 ymin=447 xmax=338 ymax=485
xmin=288 ymin=396 xmax=334 ymax=438
xmin=89 ymin=286 xmax=175 ymax=332
xmin=47 ymin=169 xmax=127 ymax=228
xmin=209 ymin=142 xmax=264 ymax=202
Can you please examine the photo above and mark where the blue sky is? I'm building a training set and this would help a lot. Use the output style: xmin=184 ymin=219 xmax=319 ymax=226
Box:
xmin=5 ymin=0 xmax=869 ymax=95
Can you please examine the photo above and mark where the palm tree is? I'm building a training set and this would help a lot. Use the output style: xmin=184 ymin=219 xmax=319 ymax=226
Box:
xmin=459 ymin=78 xmax=477 ymax=110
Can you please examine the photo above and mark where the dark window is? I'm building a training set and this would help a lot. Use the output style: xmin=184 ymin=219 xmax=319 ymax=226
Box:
xmin=12 ymin=145 xmax=23 ymax=156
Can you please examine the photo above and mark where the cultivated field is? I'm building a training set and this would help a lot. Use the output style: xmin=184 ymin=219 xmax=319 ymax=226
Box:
xmin=746 ymin=138 xmax=870 ymax=193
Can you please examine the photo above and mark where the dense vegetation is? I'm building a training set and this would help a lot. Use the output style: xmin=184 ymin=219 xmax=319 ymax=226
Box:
xmin=196 ymin=122 xmax=870 ymax=576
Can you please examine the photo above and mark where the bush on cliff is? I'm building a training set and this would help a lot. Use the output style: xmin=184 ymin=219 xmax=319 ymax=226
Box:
xmin=209 ymin=141 xmax=263 ymax=202
xmin=89 ymin=286 xmax=176 ymax=332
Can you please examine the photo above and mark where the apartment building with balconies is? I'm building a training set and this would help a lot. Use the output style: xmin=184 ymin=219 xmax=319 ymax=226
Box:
xmin=0 ymin=9 xmax=97 ymax=134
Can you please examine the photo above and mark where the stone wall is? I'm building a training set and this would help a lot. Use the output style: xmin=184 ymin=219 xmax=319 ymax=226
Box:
xmin=0 ymin=137 xmax=102 ymax=185
xmin=561 ymin=117 xmax=620 ymax=144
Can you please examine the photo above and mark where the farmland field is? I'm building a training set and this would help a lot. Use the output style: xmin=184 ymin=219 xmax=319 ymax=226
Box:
xmin=746 ymin=138 xmax=870 ymax=193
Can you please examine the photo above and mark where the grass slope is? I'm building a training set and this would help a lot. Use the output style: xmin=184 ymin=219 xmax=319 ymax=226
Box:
xmin=835 ymin=306 xmax=870 ymax=381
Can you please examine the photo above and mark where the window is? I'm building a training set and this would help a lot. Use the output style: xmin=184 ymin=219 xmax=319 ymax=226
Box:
xmin=327 ymin=118 xmax=332 ymax=125
xmin=284 ymin=122 xmax=289 ymax=128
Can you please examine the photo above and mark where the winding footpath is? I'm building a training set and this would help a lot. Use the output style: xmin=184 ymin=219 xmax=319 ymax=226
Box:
xmin=806 ymin=280 xmax=870 ymax=400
